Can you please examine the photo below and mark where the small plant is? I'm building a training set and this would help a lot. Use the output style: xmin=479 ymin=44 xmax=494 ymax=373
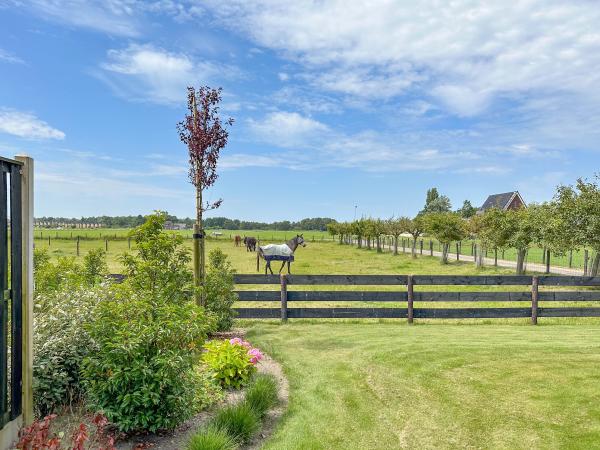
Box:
xmin=16 ymin=413 xmax=115 ymax=450
xmin=187 ymin=426 xmax=238 ymax=450
xmin=210 ymin=403 xmax=259 ymax=444
xmin=245 ymin=374 xmax=278 ymax=418
xmin=203 ymin=339 xmax=263 ymax=389
xmin=204 ymin=249 xmax=238 ymax=331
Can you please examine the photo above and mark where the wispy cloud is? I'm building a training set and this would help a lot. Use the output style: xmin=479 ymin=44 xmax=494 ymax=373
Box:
xmin=96 ymin=43 xmax=236 ymax=104
xmin=247 ymin=111 xmax=329 ymax=147
xmin=0 ymin=109 xmax=65 ymax=140
xmin=0 ymin=48 xmax=24 ymax=64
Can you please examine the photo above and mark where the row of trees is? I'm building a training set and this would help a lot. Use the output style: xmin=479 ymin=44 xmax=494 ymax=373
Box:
xmin=327 ymin=177 xmax=600 ymax=276
xmin=203 ymin=216 xmax=335 ymax=231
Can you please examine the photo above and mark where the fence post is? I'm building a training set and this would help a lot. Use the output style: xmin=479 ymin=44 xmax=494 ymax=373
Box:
xmin=16 ymin=155 xmax=34 ymax=425
xmin=545 ymin=249 xmax=551 ymax=274
xmin=584 ymin=250 xmax=589 ymax=276
xmin=456 ymin=243 xmax=460 ymax=261
xmin=429 ymin=240 xmax=433 ymax=256
xmin=105 ymin=238 xmax=108 ymax=251
xmin=128 ymin=237 xmax=131 ymax=249
xmin=280 ymin=274 xmax=288 ymax=323
xmin=420 ymin=240 xmax=423 ymax=255
xmin=494 ymin=248 xmax=498 ymax=266
xmin=531 ymin=276 xmax=538 ymax=325
xmin=76 ymin=236 xmax=80 ymax=256
xmin=407 ymin=274 xmax=414 ymax=324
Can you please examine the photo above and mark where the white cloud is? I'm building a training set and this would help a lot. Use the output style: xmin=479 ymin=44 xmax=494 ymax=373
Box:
xmin=278 ymin=72 xmax=289 ymax=81
xmin=97 ymin=44 xmax=231 ymax=104
xmin=0 ymin=109 xmax=65 ymax=140
xmin=248 ymin=111 xmax=328 ymax=146
xmin=204 ymin=1 xmax=600 ymax=116
xmin=0 ymin=49 xmax=24 ymax=64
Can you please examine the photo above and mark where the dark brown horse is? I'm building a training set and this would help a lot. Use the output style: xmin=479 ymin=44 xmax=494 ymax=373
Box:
xmin=234 ymin=235 xmax=242 ymax=247
xmin=243 ymin=236 xmax=257 ymax=252
xmin=257 ymin=235 xmax=306 ymax=274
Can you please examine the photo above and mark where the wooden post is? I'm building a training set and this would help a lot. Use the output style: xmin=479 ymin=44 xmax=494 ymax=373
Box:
xmin=76 ymin=236 xmax=80 ymax=256
xmin=16 ymin=155 xmax=34 ymax=425
xmin=494 ymin=248 xmax=498 ymax=266
xmin=429 ymin=240 xmax=433 ymax=256
xmin=105 ymin=238 xmax=108 ymax=251
xmin=128 ymin=237 xmax=131 ymax=249
xmin=584 ymin=249 xmax=589 ymax=276
xmin=420 ymin=240 xmax=423 ymax=255
xmin=407 ymin=275 xmax=414 ymax=324
xmin=402 ymin=239 xmax=405 ymax=253
xmin=545 ymin=249 xmax=551 ymax=274
xmin=280 ymin=273 xmax=288 ymax=323
xmin=531 ymin=276 xmax=538 ymax=325
xmin=456 ymin=243 xmax=460 ymax=261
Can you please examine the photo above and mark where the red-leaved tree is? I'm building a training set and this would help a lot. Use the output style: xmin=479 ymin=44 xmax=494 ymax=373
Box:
xmin=177 ymin=86 xmax=233 ymax=303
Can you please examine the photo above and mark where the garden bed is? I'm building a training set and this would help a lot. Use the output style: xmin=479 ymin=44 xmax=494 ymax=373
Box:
xmin=114 ymin=352 xmax=288 ymax=450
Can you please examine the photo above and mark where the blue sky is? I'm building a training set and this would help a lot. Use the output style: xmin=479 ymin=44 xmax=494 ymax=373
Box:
xmin=1 ymin=1 xmax=599 ymax=222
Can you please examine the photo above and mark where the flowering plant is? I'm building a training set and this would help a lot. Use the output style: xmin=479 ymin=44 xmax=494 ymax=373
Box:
xmin=202 ymin=338 xmax=263 ymax=389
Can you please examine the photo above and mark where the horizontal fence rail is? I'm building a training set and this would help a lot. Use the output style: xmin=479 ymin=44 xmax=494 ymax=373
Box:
xmin=233 ymin=274 xmax=600 ymax=323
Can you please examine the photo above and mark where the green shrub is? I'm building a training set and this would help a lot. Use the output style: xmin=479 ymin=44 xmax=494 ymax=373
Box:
xmin=202 ymin=340 xmax=261 ymax=389
xmin=245 ymin=374 xmax=278 ymax=418
xmin=187 ymin=426 xmax=238 ymax=450
xmin=33 ymin=286 xmax=108 ymax=416
xmin=204 ymin=249 xmax=238 ymax=331
xmin=82 ymin=212 xmax=215 ymax=432
xmin=194 ymin=365 xmax=225 ymax=411
xmin=82 ymin=292 xmax=213 ymax=432
xmin=82 ymin=248 xmax=109 ymax=285
xmin=210 ymin=403 xmax=259 ymax=444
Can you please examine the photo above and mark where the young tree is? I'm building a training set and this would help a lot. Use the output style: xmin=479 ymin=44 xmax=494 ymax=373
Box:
xmin=424 ymin=212 xmax=466 ymax=264
xmin=178 ymin=86 xmax=233 ymax=304
xmin=386 ymin=217 xmax=408 ymax=255
xmin=555 ymin=177 xmax=600 ymax=275
xmin=504 ymin=207 xmax=539 ymax=274
xmin=373 ymin=219 xmax=386 ymax=253
xmin=471 ymin=208 xmax=511 ymax=267
xmin=327 ymin=222 xmax=340 ymax=243
xmin=406 ymin=215 xmax=425 ymax=258
xmin=351 ymin=219 xmax=366 ymax=249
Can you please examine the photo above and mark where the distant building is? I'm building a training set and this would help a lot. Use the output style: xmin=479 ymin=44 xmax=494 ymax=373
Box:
xmin=478 ymin=191 xmax=526 ymax=213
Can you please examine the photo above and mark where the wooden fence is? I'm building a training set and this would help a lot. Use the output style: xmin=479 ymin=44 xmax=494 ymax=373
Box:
xmin=233 ymin=274 xmax=600 ymax=323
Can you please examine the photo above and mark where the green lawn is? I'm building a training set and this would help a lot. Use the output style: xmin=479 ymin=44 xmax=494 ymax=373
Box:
xmin=247 ymin=322 xmax=600 ymax=449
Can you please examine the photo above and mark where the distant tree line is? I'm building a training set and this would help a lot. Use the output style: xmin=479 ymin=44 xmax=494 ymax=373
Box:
xmin=34 ymin=215 xmax=335 ymax=231
xmin=327 ymin=178 xmax=600 ymax=276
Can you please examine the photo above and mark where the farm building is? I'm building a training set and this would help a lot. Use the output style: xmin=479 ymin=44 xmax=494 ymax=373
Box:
xmin=478 ymin=191 xmax=526 ymax=213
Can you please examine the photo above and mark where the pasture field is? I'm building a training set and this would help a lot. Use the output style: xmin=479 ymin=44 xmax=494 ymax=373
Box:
xmin=247 ymin=322 xmax=600 ymax=449
xmin=35 ymin=236 xmax=600 ymax=317
xmin=34 ymin=227 xmax=593 ymax=270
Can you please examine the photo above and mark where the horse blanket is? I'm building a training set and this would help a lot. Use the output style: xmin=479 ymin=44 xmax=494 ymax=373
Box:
xmin=259 ymin=244 xmax=295 ymax=261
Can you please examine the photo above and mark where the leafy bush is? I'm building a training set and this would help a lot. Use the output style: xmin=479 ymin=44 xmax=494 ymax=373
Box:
xmin=34 ymin=248 xmax=108 ymax=296
xmin=203 ymin=339 xmax=263 ymax=389
xmin=119 ymin=212 xmax=196 ymax=304
xmin=210 ymin=403 xmax=259 ymax=444
xmin=204 ymin=249 xmax=238 ymax=331
xmin=82 ymin=212 xmax=215 ymax=432
xmin=82 ymin=293 xmax=213 ymax=432
xmin=33 ymin=287 xmax=109 ymax=416
xmin=245 ymin=374 xmax=278 ymax=418
xmin=187 ymin=426 xmax=238 ymax=450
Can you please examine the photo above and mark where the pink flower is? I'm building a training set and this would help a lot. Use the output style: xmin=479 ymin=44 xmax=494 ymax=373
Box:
xmin=248 ymin=347 xmax=263 ymax=365
xmin=230 ymin=337 xmax=242 ymax=345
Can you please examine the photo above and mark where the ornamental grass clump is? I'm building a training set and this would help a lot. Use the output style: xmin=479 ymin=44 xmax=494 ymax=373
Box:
xmin=203 ymin=338 xmax=264 ymax=389
xmin=187 ymin=425 xmax=238 ymax=450
xmin=210 ymin=403 xmax=259 ymax=444
xmin=245 ymin=374 xmax=278 ymax=418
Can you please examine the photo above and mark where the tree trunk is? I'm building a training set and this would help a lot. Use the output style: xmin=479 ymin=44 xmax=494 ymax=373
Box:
xmin=376 ymin=236 xmax=382 ymax=253
xmin=393 ymin=236 xmax=398 ymax=255
xmin=411 ymin=238 xmax=417 ymax=258
xmin=194 ymin=184 xmax=205 ymax=305
xmin=591 ymin=252 xmax=600 ymax=277
xmin=476 ymin=245 xmax=484 ymax=268
xmin=367 ymin=237 xmax=371 ymax=250
xmin=516 ymin=248 xmax=526 ymax=275
xmin=357 ymin=235 xmax=362 ymax=248
xmin=441 ymin=243 xmax=449 ymax=264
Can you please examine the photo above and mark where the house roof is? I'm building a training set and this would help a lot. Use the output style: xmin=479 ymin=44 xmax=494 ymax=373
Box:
xmin=479 ymin=191 xmax=524 ymax=211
